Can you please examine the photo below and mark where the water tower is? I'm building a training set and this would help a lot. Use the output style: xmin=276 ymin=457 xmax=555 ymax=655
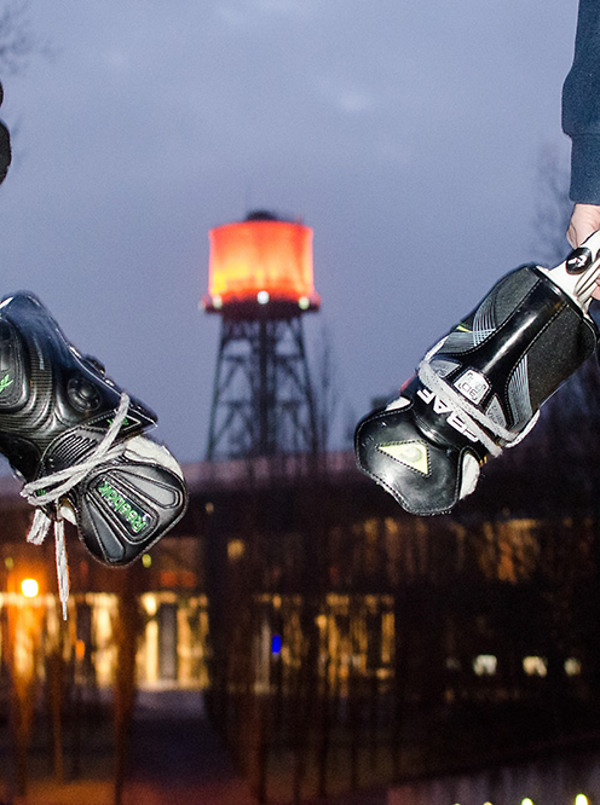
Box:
xmin=202 ymin=210 xmax=321 ymax=460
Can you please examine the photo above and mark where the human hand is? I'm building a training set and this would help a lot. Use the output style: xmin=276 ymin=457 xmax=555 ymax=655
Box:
xmin=567 ymin=203 xmax=600 ymax=247
xmin=567 ymin=203 xmax=600 ymax=299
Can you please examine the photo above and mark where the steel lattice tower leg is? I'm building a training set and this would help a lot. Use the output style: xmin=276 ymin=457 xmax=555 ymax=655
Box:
xmin=206 ymin=316 xmax=317 ymax=460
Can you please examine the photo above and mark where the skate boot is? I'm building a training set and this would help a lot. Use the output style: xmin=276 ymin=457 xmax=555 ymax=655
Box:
xmin=0 ymin=292 xmax=187 ymax=614
xmin=355 ymin=232 xmax=600 ymax=515
xmin=0 ymin=81 xmax=11 ymax=185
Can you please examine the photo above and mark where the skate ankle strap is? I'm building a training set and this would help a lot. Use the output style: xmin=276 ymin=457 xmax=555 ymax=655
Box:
xmin=21 ymin=393 xmax=131 ymax=619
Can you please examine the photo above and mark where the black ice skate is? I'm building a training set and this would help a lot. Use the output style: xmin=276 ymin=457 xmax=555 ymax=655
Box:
xmin=0 ymin=293 xmax=187 ymax=614
xmin=355 ymin=232 xmax=600 ymax=516
xmin=0 ymin=81 xmax=11 ymax=186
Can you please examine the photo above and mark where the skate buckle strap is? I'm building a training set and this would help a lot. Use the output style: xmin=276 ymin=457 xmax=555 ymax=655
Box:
xmin=417 ymin=359 xmax=538 ymax=457
xmin=21 ymin=393 xmax=131 ymax=619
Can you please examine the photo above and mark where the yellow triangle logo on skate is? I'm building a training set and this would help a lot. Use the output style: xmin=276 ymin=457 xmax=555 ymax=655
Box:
xmin=378 ymin=441 xmax=429 ymax=475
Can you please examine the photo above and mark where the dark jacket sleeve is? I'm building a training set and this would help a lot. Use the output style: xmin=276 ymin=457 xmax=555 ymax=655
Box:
xmin=562 ymin=0 xmax=600 ymax=203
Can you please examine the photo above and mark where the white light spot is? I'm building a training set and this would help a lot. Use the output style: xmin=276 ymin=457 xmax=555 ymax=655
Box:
xmin=473 ymin=654 xmax=497 ymax=676
xmin=21 ymin=578 xmax=39 ymax=598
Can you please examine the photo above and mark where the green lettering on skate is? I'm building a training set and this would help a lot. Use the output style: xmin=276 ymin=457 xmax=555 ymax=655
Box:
xmin=0 ymin=373 xmax=13 ymax=394
xmin=97 ymin=479 xmax=113 ymax=496
xmin=107 ymin=416 xmax=132 ymax=429
xmin=96 ymin=478 xmax=149 ymax=534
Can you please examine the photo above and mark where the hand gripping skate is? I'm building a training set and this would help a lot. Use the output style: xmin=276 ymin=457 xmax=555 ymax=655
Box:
xmin=355 ymin=232 xmax=600 ymax=516
xmin=0 ymin=293 xmax=188 ymax=615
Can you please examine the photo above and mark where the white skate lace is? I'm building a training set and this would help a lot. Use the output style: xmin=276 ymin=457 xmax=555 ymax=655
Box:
xmin=417 ymin=360 xmax=539 ymax=457
xmin=20 ymin=393 xmax=131 ymax=620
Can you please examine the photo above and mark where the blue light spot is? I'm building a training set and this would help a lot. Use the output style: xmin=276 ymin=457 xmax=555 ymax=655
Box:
xmin=271 ymin=634 xmax=282 ymax=655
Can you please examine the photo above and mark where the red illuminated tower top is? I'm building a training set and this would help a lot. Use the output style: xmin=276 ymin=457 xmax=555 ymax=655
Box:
xmin=202 ymin=210 xmax=320 ymax=318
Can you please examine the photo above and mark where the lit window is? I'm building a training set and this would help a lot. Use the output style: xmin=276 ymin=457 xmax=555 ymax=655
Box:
xmin=565 ymin=657 xmax=582 ymax=676
xmin=227 ymin=539 xmax=245 ymax=561
xmin=523 ymin=656 xmax=547 ymax=677
xmin=473 ymin=654 xmax=497 ymax=676
xmin=142 ymin=593 xmax=158 ymax=616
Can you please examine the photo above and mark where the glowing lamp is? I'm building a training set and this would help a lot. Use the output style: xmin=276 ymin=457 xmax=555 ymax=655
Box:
xmin=203 ymin=217 xmax=320 ymax=315
xmin=21 ymin=578 xmax=39 ymax=598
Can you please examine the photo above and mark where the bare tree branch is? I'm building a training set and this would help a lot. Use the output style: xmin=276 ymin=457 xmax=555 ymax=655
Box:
xmin=531 ymin=142 xmax=573 ymax=267
xmin=0 ymin=1 xmax=36 ymax=75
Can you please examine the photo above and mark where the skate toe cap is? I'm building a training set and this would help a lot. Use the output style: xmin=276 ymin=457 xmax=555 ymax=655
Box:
xmin=354 ymin=405 xmax=466 ymax=516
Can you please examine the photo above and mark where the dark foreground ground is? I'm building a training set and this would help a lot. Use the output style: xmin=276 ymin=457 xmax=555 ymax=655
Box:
xmin=1 ymin=690 xmax=255 ymax=805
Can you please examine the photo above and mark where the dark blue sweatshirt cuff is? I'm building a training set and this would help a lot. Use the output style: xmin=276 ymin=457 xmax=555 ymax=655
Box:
xmin=570 ymin=134 xmax=600 ymax=204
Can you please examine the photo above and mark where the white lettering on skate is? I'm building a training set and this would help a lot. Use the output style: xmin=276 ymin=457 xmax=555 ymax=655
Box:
xmin=570 ymin=254 xmax=589 ymax=270
xmin=416 ymin=388 xmax=479 ymax=442
xmin=453 ymin=369 xmax=490 ymax=405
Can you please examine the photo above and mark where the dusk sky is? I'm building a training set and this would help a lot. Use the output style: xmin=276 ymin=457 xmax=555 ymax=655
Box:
xmin=0 ymin=1 xmax=578 ymax=464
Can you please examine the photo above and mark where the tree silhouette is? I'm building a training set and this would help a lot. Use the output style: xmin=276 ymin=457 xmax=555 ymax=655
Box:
xmin=0 ymin=1 xmax=38 ymax=76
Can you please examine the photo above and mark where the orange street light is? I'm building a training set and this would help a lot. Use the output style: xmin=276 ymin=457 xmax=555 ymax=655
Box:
xmin=21 ymin=578 xmax=39 ymax=598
